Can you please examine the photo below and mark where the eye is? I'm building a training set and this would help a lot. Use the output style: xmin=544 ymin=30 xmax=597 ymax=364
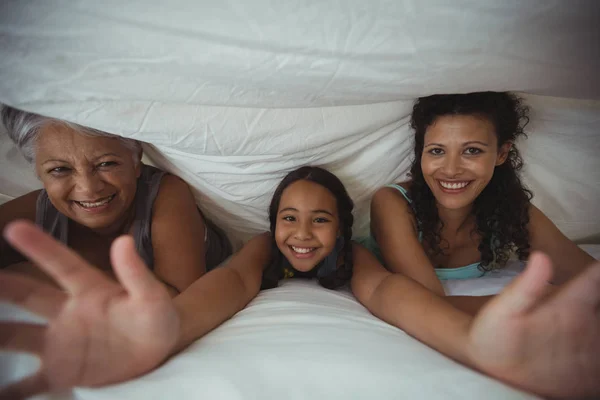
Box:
xmin=314 ymin=217 xmax=330 ymax=223
xmin=282 ymin=215 xmax=296 ymax=222
xmin=464 ymin=147 xmax=482 ymax=155
xmin=427 ymin=148 xmax=444 ymax=156
xmin=47 ymin=166 xmax=70 ymax=175
xmin=97 ymin=161 xmax=118 ymax=168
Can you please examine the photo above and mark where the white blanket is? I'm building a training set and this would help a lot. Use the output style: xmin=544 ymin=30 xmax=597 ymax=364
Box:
xmin=3 ymin=244 xmax=600 ymax=400
xmin=0 ymin=2 xmax=599 ymax=399
xmin=0 ymin=1 xmax=599 ymax=246
xmin=0 ymin=267 xmax=535 ymax=400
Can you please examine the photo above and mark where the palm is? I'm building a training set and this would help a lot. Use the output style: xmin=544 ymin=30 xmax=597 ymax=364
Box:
xmin=43 ymin=285 xmax=178 ymax=387
xmin=0 ymin=221 xmax=180 ymax=399
xmin=468 ymin=253 xmax=600 ymax=399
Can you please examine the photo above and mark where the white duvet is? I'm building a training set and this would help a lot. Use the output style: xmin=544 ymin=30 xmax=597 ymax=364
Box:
xmin=0 ymin=1 xmax=599 ymax=399
xmin=0 ymin=268 xmax=539 ymax=400
xmin=3 ymin=245 xmax=599 ymax=400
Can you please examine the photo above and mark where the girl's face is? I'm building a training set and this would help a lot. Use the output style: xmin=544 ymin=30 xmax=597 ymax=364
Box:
xmin=420 ymin=114 xmax=511 ymax=212
xmin=275 ymin=179 xmax=340 ymax=272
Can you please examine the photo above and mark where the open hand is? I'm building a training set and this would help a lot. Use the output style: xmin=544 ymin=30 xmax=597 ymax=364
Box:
xmin=0 ymin=220 xmax=180 ymax=399
xmin=468 ymin=252 xmax=600 ymax=399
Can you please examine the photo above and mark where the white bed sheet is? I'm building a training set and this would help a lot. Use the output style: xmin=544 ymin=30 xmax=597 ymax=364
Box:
xmin=1 ymin=1 xmax=599 ymax=245
xmin=0 ymin=2 xmax=599 ymax=399
xmin=1 ymin=0 xmax=599 ymax=107
xmin=0 ymin=281 xmax=535 ymax=400
xmin=2 ymin=94 xmax=599 ymax=246
xmin=2 ymin=245 xmax=598 ymax=400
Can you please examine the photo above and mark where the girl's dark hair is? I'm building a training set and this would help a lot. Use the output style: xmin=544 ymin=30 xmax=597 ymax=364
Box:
xmin=261 ymin=166 xmax=354 ymax=289
xmin=409 ymin=91 xmax=533 ymax=269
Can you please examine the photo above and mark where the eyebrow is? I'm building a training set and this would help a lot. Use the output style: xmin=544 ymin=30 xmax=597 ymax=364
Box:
xmin=94 ymin=152 xmax=122 ymax=160
xmin=424 ymin=141 xmax=489 ymax=148
xmin=41 ymin=153 xmax=122 ymax=166
xmin=42 ymin=159 xmax=69 ymax=165
xmin=278 ymin=207 xmax=335 ymax=217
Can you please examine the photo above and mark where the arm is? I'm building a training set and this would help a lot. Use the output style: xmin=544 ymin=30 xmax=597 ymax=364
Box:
xmin=0 ymin=221 xmax=272 ymax=397
xmin=371 ymin=186 xmax=513 ymax=315
xmin=527 ymin=204 xmax=596 ymax=284
xmin=354 ymin=241 xmax=600 ymax=399
xmin=0 ymin=190 xmax=40 ymax=267
xmin=444 ymin=295 xmax=494 ymax=316
xmin=370 ymin=186 xmax=446 ymax=296
xmin=430 ymin=204 xmax=592 ymax=316
xmin=173 ymin=232 xmax=271 ymax=351
xmin=351 ymin=242 xmax=473 ymax=366
xmin=150 ymin=175 xmax=209 ymax=296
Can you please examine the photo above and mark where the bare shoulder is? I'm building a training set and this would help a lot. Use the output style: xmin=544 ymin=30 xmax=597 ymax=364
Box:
xmin=527 ymin=203 xmax=560 ymax=239
xmin=0 ymin=189 xmax=42 ymax=267
xmin=527 ymin=203 xmax=547 ymax=223
xmin=151 ymin=174 xmax=199 ymax=223
xmin=349 ymin=241 xmax=391 ymax=301
xmin=351 ymin=241 xmax=387 ymax=272
xmin=526 ymin=203 xmax=595 ymax=280
xmin=372 ymin=181 xmax=412 ymax=209
xmin=226 ymin=232 xmax=273 ymax=290
xmin=155 ymin=174 xmax=194 ymax=201
xmin=351 ymin=241 xmax=376 ymax=260
xmin=371 ymin=181 xmax=416 ymax=228
xmin=0 ymin=189 xmax=41 ymax=227
xmin=238 ymin=232 xmax=272 ymax=256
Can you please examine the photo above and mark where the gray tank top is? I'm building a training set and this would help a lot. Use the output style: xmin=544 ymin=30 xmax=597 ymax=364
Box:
xmin=35 ymin=164 xmax=231 ymax=270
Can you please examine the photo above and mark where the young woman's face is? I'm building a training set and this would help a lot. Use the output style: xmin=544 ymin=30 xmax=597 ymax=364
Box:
xmin=420 ymin=115 xmax=511 ymax=212
xmin=275 ymin=179 xmax=340 ymax=272
xmin=35 ymin=123 xmax=141 ymax=234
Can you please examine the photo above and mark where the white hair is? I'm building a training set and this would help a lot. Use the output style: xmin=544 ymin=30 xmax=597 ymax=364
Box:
xmin=1 ymin=105 xmax=142 ymax=164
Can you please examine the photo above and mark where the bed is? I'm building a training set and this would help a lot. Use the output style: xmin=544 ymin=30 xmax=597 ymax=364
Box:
xmin=0 ymin=1 xmax=599 ymax=399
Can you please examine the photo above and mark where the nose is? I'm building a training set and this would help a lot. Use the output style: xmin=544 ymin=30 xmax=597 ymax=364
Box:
xmin=294 ymin=220 xmax=313 ymax=241
xmin=74 ymin=171 xmax=105 ymax=196
xmin=440 ymin=153 xmax=463 ymax=177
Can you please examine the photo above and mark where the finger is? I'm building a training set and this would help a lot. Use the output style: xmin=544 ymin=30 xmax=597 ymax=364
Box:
xmin=494 ymin=252 xmax=554 ymax=316
xmin=110 ymin=235 xmax=166 ymax=300
xmin=0 ymin=272 xmax=66 ymax=318
xmin=0 ymin=372 xmax=49 ymax=400
xmin=3 ymin=220 xmax=115 ymax=296
xmin=557 ymin=261 xmax=600 ymax=309
xmin=0 ymin=322 xmax=45 ymax=354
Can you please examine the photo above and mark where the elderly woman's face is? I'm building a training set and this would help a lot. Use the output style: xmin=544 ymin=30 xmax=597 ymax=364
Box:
xmin=34 ymin=124 xmax=141 ymax=234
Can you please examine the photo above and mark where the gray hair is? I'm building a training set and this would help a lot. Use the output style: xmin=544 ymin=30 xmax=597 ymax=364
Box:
xmin=1 ymin=105 xmax=143 ymax=164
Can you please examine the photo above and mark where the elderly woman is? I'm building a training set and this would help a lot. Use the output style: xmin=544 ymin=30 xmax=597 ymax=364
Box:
xmin=360 ymin=91 xmax=596 ymax=312
xmin=0 ymin=105 xmax=232 ymax=296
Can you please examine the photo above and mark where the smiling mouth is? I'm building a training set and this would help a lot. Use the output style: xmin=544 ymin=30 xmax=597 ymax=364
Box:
xmin=290 ymin=246 xmax=316 ymax=254
xmin=438 ymin=180 xmax=471 ymax=190
xmin=74 ymin=194 xmax=116 ymax=209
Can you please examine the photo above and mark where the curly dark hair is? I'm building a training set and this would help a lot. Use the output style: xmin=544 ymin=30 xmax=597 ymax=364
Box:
xmin=261 ymin=166 xmax=354 ymax=290
xmin=408 ymin=91 xmax=533 ymax=269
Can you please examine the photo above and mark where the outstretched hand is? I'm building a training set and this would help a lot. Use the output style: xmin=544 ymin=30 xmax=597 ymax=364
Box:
xmin=468 ymin=252 xmax=600 ymax=399
xmin=0 ymin=220 xmax=180 ymax=400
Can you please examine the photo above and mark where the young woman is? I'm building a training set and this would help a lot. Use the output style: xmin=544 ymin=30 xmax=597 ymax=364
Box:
xmin=0 ymin=105 xmax=232 ymax=296
xmin=363 ymin=92 xmax=595 ymax=313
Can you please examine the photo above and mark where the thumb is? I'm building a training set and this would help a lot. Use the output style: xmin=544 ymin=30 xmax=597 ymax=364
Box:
xmin=492 ymin=252 xmax=554 ymax=316
xmin=110 ymin=235 xmax=166 ymax=299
